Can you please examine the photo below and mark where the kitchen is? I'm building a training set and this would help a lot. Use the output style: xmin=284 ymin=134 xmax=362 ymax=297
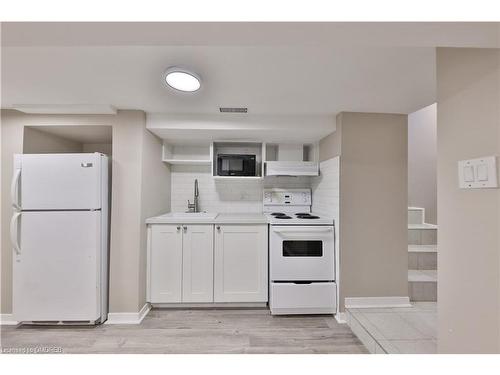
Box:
xmin=0 ymin=22 xmax=441 ymax=354
xmin=144 ymin=139 xmax=337 ymax=314
xmin=2 ymin=20 xmax=500 ymax=360
xmin=2 ymin=103 xmax=354 ymax=354
xmin=6 ymin=114 xmax=343 ymax=326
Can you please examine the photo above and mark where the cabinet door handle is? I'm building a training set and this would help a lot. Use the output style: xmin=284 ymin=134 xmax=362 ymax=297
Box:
xmin=176 ymin=226 xmax=181 ymax=231
xmin=183 ymin=226 xmax=187 ymax=232
xmin=216 ymin=226 xmax=221 ymax=231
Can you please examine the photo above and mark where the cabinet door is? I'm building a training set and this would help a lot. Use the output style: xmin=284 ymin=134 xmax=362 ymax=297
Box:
xmin=182 ymin=225 xmax=214 ymax=302
xmin=214 ymin=225 xmax=268 ymax=302
xmin=149 ymin=225 xmax=183 ymax=303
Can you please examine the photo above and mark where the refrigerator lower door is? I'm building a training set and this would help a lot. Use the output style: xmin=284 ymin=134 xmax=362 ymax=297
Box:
xmin=18 ymin=153 xmax=103 ymax=210
xmin=13 ymin=211 xmax=102 ymax=322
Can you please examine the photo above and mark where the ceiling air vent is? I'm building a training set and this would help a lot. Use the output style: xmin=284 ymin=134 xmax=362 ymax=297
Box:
xmin=219 ymin=107 xmax=248 ymax=113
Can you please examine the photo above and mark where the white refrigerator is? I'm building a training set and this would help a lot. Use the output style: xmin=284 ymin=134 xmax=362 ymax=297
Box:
xmin=10 ymin=153 xmax=109 ymax=324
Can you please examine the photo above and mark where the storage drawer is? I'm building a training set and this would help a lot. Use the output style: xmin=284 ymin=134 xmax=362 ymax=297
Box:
xmin=270 ymin=282 xmax=336 ymax=315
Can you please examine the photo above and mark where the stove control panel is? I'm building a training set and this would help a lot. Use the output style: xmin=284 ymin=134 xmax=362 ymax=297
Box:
xmin=263 ymin=189 xmax=312 ymax=206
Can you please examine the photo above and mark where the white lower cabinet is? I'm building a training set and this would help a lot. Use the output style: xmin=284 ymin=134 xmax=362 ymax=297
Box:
xmin=182 ymin=225 xmax=214 ymax=303
xmin=214 ymin=224 xmax=268 ymax=302
xmin=148 ymin=224 xmax=183 ymax=303
xmin=148 ymin=223 xmax=268 ymax=305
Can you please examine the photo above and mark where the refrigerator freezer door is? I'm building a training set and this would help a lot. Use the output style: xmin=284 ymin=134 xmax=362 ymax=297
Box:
xmin=13 ymin=211 xmax=102 ymax=322
xmin=20 ymin=153 xmax=102 ymax=210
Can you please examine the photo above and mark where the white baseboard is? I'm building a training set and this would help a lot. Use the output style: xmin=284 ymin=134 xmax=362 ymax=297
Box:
xmin=152 ymin=302 xmax=267 ymax=309
xmin=344 ymin=296 xmax=411 ymax=309
xmin=105 ymin=303 xmax=151 ymax=325
xmin=335 ymin=312 xmax=347 ymax=324
xmin=0 ymin=314 xmax=18 ymax=325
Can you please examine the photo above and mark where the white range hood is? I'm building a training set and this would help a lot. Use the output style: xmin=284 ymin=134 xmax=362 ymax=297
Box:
xmin=265 ymin=161 xmax=319 ymax=177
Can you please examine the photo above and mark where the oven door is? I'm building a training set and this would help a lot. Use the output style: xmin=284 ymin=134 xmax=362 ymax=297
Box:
xmin=270 ymin=225 xmax=335 ymax=281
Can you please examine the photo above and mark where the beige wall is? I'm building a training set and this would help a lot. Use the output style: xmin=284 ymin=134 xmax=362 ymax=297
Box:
xmin=138 ymin=129 xmax=171 ymax=308
xmin=408 ymin=103 xmax=437 ymax=224
xmin=319 ymin=122 xmax=341 ymax=161
xmin=320 ymin=112 xmax=408 ymax=311
xmin=1 ymin=110 xmax=24 ymax=313
xmin=82 ymin=143 xmax=112 ymax=155
xmin=1 ymin=109 xmax=169 ymax=314
xmin=106 ymin=110 xmax=145 ymax=312
xmin=23 ymin=127 xmax=83 ymax=153
xmin=437 ymin=48 xmax=500 ymax=353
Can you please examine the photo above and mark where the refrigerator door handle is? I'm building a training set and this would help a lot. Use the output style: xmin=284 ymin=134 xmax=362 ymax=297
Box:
xmin=10 ymin=212 xmax=21 ymax=255
xmin=11 ymin=168 xmax=21 ymax=210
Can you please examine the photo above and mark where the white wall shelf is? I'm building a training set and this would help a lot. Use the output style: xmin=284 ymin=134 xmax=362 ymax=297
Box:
xmin=264 ymin=143 xmax=317 ymax=162
xmin=212 ymin=175 xmax=263 ymax=180
xmin=162 ymin=142 xmax=212 ymax=166
xmin=161 ymin=140 xmax=320 ymax=177
xmin=163 ymin=159 xmax=211 ymax=166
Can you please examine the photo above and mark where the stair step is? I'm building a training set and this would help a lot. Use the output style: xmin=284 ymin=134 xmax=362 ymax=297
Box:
xmin=408 ymin=228 xmax=437 ymax=245
xmin=408 ymin=223 xmax=438 ymax=230
xmin=408 ymin=251 xmax=437 ymax=270
xmin=408 ymin=270 xmax=437 ymax=302
xmin=408 ymin=207 xmax=425 ymax=225
xmin=408 ymin=270 xmax=437 ymax=282
xmin=408 ymin=245 xmax=437 ymax=253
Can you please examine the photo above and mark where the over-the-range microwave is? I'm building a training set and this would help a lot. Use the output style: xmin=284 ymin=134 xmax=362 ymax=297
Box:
xmin=217 ymin=154 xmax=256 ymax=176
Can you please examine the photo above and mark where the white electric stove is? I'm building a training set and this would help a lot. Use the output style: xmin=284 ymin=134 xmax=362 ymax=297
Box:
xmin=264 ymin=188 xmax=337 ymax=315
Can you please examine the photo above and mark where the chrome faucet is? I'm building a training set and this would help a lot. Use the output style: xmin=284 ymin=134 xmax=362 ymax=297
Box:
xmin=187 ymin=179 xmax=199 ymax=213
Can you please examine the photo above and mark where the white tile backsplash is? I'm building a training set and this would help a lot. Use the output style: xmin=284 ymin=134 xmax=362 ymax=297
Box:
xmin=311 ymin=157 xmax=340 ymax=220
xmin=170 ymin=165 xmax=311 ymax=213
xmin=311 ymin=157 xmax=340 ymax=301
xmin=170 ymin=158 xmax=340 ymax=215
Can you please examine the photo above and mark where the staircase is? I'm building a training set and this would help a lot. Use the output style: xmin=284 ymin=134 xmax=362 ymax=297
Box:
xmin=408 ymin=207 xmax=437 ymax=301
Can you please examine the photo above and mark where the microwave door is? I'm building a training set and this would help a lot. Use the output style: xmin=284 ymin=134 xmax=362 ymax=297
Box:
xmin=222 ymin=158 xmax=243 ymax=175
xmin=217 ymin=154 xmax=256 ymax=176
xmin=230 ymin=159 xmax=243 ymax=173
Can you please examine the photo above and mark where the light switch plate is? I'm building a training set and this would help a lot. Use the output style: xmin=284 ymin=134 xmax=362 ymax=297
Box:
xmin=458 ymin=156 xmax=498 ymax=189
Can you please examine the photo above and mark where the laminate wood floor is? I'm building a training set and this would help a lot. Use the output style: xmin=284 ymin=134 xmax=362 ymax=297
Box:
xmin=1 ymin=308 xmax=368 ymax=354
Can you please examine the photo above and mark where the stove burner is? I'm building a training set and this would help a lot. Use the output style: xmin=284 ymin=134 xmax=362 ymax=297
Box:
xmin=274 ymin=215 xmax=292 ymax=219
xmin=295 ymin=213 xmax=320 ymax=219
xmin=271 ymin=212 xmax=285 ymax=216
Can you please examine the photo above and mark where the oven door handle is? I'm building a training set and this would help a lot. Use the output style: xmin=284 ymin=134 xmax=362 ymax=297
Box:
xmin=273 ymin=227 xmax=333 ymax=234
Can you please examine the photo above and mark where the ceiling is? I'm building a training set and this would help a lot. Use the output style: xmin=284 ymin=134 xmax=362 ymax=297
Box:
xmin=1 ymin=23 xmax=499 ymax=117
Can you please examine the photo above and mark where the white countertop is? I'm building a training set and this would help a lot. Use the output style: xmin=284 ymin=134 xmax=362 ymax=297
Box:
xmin=216 ymin=213 xmax=268 ymax=224
xmin=146 ymin=212 xmax=268 ymax=225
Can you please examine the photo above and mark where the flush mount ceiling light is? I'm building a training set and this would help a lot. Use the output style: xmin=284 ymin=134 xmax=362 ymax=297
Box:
xmin=163 ymin=67 xmax=201 ymax=92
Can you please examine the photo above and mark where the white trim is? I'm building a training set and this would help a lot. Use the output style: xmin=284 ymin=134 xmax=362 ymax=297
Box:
xmin=146 ymin=225 xmax=152 ymax=302
xmin=137 ymin=303 xmax=151 ymax=322
xmin=344 ymin=296 xmax=411 ymax=309
xmin=271 ymin=307 xmax=334 ymax=315
xmin=335 ymin=312 xmax=347 ymax=324
xmin=346 ymin=310 xmax=386 ymax=354
xmin=0 ymin=314 xmax=19 ymax=325
xmin=105 ymin=303 xmax=151 ymax=325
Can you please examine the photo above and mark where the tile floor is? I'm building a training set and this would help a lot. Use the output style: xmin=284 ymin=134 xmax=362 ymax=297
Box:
xmin=346 ymin=302 xmax=437 ymax=354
